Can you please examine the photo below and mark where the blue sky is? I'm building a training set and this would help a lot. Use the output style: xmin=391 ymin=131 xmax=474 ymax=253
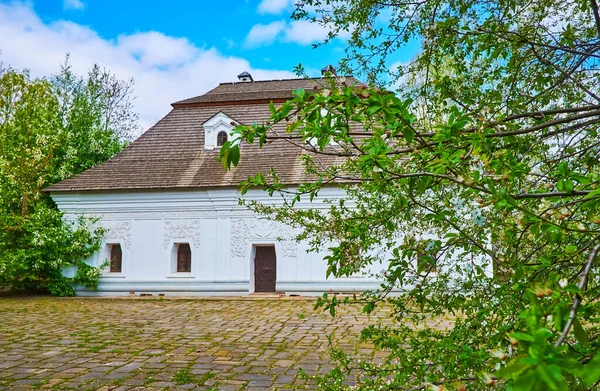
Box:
xmin=30 ymin=0 xmax=350 ymax=73
xmin=0 ymin=0 xmax=418 ymax=133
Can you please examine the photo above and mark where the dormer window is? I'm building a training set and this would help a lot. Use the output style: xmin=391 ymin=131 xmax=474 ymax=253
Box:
xmin=202 ymin=112 xmax=238 ymax=150
xmin=217 ymin=131 xmax=228 ymax=146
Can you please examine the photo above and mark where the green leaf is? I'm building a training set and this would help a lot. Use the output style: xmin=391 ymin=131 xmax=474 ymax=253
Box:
xmin=510 ymin=369 xmax=537 ymax=391
xmin=510 ymin=332 xmax=535 ymax=342
xmin=292 ymin=88 xmax=305 ymax=98
xmin=536 ymin=364 xmax=566 ymax=391
xmin=417 ymin=177 xmax=428 ymax=193
xmin=229 ymin=144 xmax=240 ymax=167
xmin=565 ymin=245 xmax=578 ymax=254
xmin=573 ymin=317 xmax=589 ymax=346
xmin=269 ymin=100 xmax=276 ymax=116
xmin=403 ymin=127 xmax=415 ymax=143
xmin=556 ymin=179 xmax=574 ymax=194
xmin=432 ymin=133 xmax=446 ymax=143
xmin=571 ymin=174 xmax=590 ymax=185
xmin=367 ymin=104 xmax=382 ymax=115
xmin=580 ymin=352 xmax=600 ymax=385
xmin=557 ymin=162 xmax=569 ymax=177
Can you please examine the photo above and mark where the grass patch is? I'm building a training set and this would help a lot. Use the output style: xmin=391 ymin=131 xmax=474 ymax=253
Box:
xmin=173 ymin=369 xmax=195 ymax=385
xmin=30 ymin=379 xmax=50 ymax=389
xmin=172 ymin=368 xmax=216 ymax=386
xmin=143 ymin=376 xmax=156 ymax=385
xmin=198 ymin=372 xmax=217 ymax=384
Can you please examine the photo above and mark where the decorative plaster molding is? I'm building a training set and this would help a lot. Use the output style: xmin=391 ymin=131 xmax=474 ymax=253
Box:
xmin=280 ymin=240 xmax=298 ymax=259
xmin=102 ymin=220 xmax=132 ymax=249
xmin=83 ymin=210 xmax=255 ymax=220
xmin=231 ymin=218 xmax=297 ymax=258
xmin=163 ymin=220 xmax=202 ymax=248
xmin=52 ymin=188 xmax=347 ymax=216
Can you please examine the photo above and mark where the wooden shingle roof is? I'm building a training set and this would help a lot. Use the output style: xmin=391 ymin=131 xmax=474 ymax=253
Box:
xmin=172 ymin=77 xmax=362 ymax=106
xmin=46 ymin=77 xmax=362 ymax=192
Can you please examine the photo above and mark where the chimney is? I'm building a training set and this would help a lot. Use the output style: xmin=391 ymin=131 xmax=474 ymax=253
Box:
xmin=321 ymin=65 xmax=336 ymax=76
xmin=237 ymin=71 xmax=253 ymax=82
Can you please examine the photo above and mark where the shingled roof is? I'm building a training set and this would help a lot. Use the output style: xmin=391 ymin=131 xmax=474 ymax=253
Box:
xmin=46 ymin=76 xmax=363 ymax=193
xmin=172 ymin=76 xmax=363 ymax=106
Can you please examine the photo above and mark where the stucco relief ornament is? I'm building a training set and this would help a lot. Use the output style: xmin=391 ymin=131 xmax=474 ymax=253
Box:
xmin=230 ymin=218 xmax=297 ymax=258
xmin=280 ymin=240 xmax=298 ymax=258
xmin=163 ymin=220 xmax=202 ymax=248
xmin=102 ymin=221 xmax=132 ymax=249
xmin=231 ymin=218 xmax=250 ymax=257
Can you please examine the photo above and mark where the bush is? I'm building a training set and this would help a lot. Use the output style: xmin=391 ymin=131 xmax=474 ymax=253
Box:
xmin=0 ymin=205 xmax=105 ymax=296
xmin=0 ymin=60 xmax=135 ymax=295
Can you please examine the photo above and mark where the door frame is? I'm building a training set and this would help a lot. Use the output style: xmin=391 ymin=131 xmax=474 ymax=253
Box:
xmin=249 ymin=242 xmax=277 ymax=293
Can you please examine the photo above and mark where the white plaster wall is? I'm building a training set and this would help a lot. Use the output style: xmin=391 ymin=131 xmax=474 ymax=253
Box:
xmin=51 ymin=187 xmax=384 ymax=296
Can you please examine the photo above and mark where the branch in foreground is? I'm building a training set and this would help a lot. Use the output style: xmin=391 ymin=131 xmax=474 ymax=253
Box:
xmin=555 ymin=241 xmax=600 ymax=347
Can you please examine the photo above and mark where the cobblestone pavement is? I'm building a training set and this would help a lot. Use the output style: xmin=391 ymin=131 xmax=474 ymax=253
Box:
xmin=0 ymin=297 xmax=394 ymax=390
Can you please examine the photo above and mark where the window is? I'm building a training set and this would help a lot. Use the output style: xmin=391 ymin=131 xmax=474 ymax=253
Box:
xmin=202 ymin=112 xmax=237 ymax=150
xmin=110 ymin=244 xmax=122 ymax=273
xmin=167 ymin=242 xmax=195 ymax=277
xmin=216 ymin=131 xmax=228 ymax=146
xmin=177 ymin=243 xmax=192 ymax=273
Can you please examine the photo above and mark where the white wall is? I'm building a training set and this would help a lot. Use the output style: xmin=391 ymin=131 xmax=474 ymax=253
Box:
xmin=51 ymin=187 xmax=384 ymax=296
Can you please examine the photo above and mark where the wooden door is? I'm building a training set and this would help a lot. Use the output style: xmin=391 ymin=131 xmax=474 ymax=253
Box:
xmin=254 ymin=246 xmax=276 ymax=292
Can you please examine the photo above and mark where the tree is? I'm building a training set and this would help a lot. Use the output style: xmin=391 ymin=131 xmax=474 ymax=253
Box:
xmin=221 ymin=0 xmax=600 ymax=389
xmin=0 ymin=60 xmax=137 ymax=295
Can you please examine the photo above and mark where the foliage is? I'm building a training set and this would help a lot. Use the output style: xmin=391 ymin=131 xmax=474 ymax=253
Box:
xmin=221 ymin=0 xmax=600 ymax=389
xmin=0 ymin=59 xmax=136 ymax=295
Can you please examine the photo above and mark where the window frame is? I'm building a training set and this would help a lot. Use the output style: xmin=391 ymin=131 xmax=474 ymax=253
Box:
xmin=99 ymin=241 xmax=127 ymax=278
xmin=166 ymin=241 xmax=196 ymax=278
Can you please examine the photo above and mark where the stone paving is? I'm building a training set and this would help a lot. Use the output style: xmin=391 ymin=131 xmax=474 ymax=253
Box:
xmin=0 ymin=297 xmax=394 ymax=390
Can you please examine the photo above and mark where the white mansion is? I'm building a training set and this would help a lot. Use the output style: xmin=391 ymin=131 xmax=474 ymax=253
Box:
xmin=47 ymin=72 xmax=384 ymax=296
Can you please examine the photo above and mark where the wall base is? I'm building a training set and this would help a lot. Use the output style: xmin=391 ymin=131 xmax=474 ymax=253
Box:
xmin=76 ymin=279 xmax=387 ymax=297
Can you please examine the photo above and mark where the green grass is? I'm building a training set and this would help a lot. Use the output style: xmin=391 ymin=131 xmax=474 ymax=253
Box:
xmin=173 ymin=368 xmax=194 ymax=385
xmin=172 ymin=368 xmax=217 ymax=386
xmin=143 ymin=376 xmax=156 ymax=385
xmin=198 ymin=372 xmax=217 ymax=384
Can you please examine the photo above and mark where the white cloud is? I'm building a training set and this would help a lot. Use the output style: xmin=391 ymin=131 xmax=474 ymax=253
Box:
xmin=245 ymin=19 xmax=351 ymax=47
xmin=63 ymin=0 xmax=84 ymax=10
xmin=283 ymin=20 xmax=331 ymax=45
xmin=245 ymin=20 xmax=286 ymax=47
xmin=257 ymin=0 xmax=291 ymax=14
xmin=0 ymin=2 xmax=295 ymax=135
xmin=388 ymin=60 xmax=410 ymax=89
xmin=117 ymin=32 xmax=197 ymax=67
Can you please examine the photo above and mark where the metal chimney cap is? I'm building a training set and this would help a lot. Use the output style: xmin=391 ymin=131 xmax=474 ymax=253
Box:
xmin=237 ymin=71 xmax=253 ymax=82
xmin=321 ymin=65 xmax=336 ymax=76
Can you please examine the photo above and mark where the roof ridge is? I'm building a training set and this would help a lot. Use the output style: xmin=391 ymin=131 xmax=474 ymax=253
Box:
xmin=217 ymin=76 xmax=353 ymax=86
xmin=171 ymin=76 xmax=364 ymax=106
